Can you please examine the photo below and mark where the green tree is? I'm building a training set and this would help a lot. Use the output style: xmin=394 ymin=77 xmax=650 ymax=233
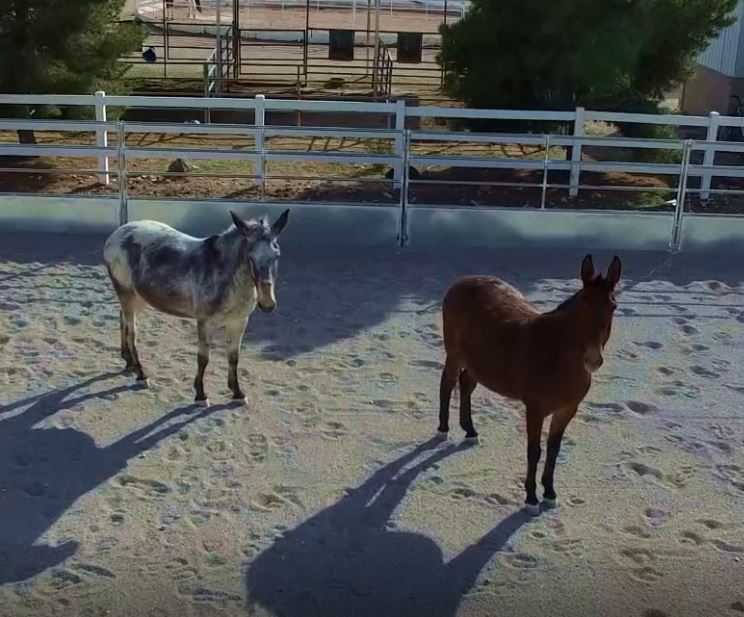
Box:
xmin=0 ymin=0 xmax=144 ymax=141
xmin=438 ymin=0 xmax=737 ymax=115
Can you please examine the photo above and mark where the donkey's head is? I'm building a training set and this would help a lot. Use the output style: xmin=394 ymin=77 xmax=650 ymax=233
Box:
xmin=230 ymin=209 xmax=290 ymax=313
xmin=574 ymin=254 xmax=622 ymax=372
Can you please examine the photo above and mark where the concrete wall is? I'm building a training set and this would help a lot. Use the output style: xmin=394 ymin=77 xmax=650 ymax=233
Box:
xmin=405 ymin=206 xmax=675 ymax=252
xmin=0 ymin=195 xmax=120 ymax=233
xmin=4 ymin=196 xmax=744 ymax=254
xmin=129 ymin=199 xmax=402 ymax=248
xmin=680 ymin=213 xmax=744 ymax=253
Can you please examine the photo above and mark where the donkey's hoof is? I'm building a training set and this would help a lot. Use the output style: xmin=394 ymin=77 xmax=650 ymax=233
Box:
xmin=464 ymin=435 xmax=480 ymax=445
xmin=523 ymin=502 xmax=540 ymax=517
xmin=232 ymin=396 xmax=249 ymax=408
xmin=135 ymin=378 xmax=150 ymax=389
xmin=542 ymin=497 xmax=558 ymax=510
xmin=435 ymin=430 xmax=449 ymax=441
xmin=194 ymin=398 xmax=210 ymax=408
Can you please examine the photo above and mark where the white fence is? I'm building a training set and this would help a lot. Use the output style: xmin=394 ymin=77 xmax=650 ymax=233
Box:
xmin=134 ymin=0 xmax=468 ymax=18
xmin=2 ymin=92 xmax=744 ymax=252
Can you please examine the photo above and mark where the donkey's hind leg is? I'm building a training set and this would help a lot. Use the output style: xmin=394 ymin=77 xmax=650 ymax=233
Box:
xmin=119 ymin=311 xmax=134 ymax=371
xmin=438 ymin=355 xmax=460 ymax=438
xmin=121 ymin=299 xmax=148 ymax=385
xmin=523 ymin=408 xmax=546 ymax=516
xmin=108 ymin=267 xmax=135 ymax=373
xmin=194 ymin=319 xmax=216 ymax=406
xmin=458 ymin=369 xmax=478 ymax=441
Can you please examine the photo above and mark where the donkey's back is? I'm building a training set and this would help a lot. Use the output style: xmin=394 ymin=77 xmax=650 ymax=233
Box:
xmin=442 ymin=275 xmax=539 ymax=401
xmin=104 ymin=220 xmax=221 ymax=320
xmin=443 ymin=275 xmax=537 ymax=327
xmin=104 ymin=220 xmax=202 ymax=290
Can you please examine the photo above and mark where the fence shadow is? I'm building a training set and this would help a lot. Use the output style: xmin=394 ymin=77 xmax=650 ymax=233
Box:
xmin=245 ymin=438 xmax=531 ymax=617
xmin=0 ymin=372 xmax=230 ymax=584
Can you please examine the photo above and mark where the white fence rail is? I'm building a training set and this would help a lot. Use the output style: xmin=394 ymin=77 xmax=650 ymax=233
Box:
xmin=3 ymin=92 xmax=744 ymax=251
xmin=3 ymin=91 xmax=744 ymax=194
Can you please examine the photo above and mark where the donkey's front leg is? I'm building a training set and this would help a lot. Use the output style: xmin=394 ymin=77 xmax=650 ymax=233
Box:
xmin=225 ymin=317 xmax=248 ymax=403
xmin=194 ymin=319 xmax=216 ymax=406
xmin=541 ymin=407 xmax=578 ymax=509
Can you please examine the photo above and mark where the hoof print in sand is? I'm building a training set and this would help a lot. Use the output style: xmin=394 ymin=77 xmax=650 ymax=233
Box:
xmin=626 ymin=401 xmax=658 ymax=416
xmin=116 ymin=475 xmax=171 ymax=498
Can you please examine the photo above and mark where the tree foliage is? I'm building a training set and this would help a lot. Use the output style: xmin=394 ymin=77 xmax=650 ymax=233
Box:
xmin=438 ymin=0 xmax=738 ymax=112
xmin=0 ymin=0 xmax=144 ymax=103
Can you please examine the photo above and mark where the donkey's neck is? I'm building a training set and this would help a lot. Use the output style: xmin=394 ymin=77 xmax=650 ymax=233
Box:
xmin=538 ymin=299 xmax=593 ymax=354
xmin=212 ymin=226 xmax=254 ymax=286
xmin=216 ymin=226 xmax=248 ymax=258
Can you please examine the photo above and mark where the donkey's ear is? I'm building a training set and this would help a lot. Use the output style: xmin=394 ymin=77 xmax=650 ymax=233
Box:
xmin=229 ymin=210 xmax=248 ymax=231
xmin=271 ymin=209 xmax=290 ymax=238
xmin=580 ymin=254 xmax=595 ymax=286
xmin=230 ymin=210 xmax=262 ymax=240
xmin=606 ymin=255 xmax=622 ymax=288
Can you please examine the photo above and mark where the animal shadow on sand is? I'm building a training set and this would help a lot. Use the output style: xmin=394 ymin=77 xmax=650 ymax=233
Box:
xmin=0 ymin=372 xmax=230 ymax=584
xmin=246 ymin=439 xmax=531 ymax=617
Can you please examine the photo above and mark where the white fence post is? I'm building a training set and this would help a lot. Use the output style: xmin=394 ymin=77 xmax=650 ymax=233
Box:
xmin=398 ymin=129 xmax=411 ymax=247
xmin=393 ymin=98 xmax=406 ymax=187
xmin=569 ymin=106 xmax=584 ymax=197
xmin=94 ymin=90 xmax=109 ymax=185
xmin=117 ymin=121 xmax=128 ymax=226
xmin=255 ymin=94 xmax=266 ymax=197
xmin=541 ymin=134 xmax=551 ymax=209
xmin=701 ymin=111 xmax=719 ymax=200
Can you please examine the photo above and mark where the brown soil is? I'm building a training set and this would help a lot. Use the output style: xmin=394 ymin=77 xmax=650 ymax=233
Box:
xmin=2 ymin=124 xmax=742 ymax=213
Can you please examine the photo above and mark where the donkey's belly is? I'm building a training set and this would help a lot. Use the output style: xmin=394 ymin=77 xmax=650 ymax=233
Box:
xmin=462 ymin=353 xmax=523 ymax=400
xmin=474 ymin=372 xmax=523 ymax=401
xmin=135 ymin=284 xmax=195 ymax=319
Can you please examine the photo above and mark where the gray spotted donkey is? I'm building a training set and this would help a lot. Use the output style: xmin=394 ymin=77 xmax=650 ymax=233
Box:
xmin=103 ymin=209 xmax=289 ymax=406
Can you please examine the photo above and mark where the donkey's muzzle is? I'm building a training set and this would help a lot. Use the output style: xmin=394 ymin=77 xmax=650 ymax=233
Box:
xmin=256 ymin=281 xmax=277 ymax=313
xmin=584 ymin=348 xmax=604 ymax=373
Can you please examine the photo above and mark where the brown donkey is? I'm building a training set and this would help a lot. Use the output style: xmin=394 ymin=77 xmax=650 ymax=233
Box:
xmin=438 ymin=255 xmax=622 ymax=515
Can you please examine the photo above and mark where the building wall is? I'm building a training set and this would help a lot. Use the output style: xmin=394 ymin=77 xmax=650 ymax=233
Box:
xmin=699 ymin=0 xmax=744 ymax=78
xmin=684 ymin=1 xmax=744 ymax=114
xmin=681 ymin=64 xmax=734 ymax=114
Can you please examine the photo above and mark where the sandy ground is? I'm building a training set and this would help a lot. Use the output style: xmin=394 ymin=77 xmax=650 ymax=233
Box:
xmin=1 ymin=234 xmax=743 ymax=617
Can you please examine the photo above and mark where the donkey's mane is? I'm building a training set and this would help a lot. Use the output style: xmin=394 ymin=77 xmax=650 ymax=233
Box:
xmin=553 ymin=292 xmax=581 ymax=313
xmin=218 ymin=216 xmax=271 ymax=258
xmin=551 ymin=274 xmax=609 ymax=314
